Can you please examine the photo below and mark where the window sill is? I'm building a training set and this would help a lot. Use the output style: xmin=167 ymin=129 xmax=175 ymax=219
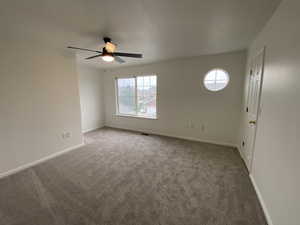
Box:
xmin=115 ymin=114 xmax=158 ymax=120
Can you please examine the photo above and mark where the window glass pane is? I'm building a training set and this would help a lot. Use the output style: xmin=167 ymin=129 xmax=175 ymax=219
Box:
xmin=205 ymin=71 xmax=216 ymax=81
xmin=137 ymin=77 xmax=143 ymax=87
xmin=118 ymin=96 xmax=136 ymax=115
xmin=216 ymin=70 xmax=228 ymax=81
xmin=118 ymin=78 xmax=135 ymax=97
xmin=205 ymin=82 xmax=216 ymax=91
xmin=143 ymin=76 xmax=150 ymax=87
xmin=204 ymin=69 xmax=229 ymax=91
xmin=117 ymin=78 xmax=136 ymax=115
xmin=150 ymin=76 xmax=157 ymax=87
xmin=137 ymin=75 xmax=157 ymax=118
xmin=215 ymin=82 xmax=227 ymax=90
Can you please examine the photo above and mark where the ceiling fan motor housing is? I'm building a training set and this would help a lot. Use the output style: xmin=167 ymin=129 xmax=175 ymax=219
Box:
xmin=103 ymin=37 xmax=111 ymax=43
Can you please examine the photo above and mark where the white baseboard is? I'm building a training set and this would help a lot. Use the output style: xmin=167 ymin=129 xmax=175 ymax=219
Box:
xmin=250 ymin=174 xmax=274 ymax=225
xmin=0 ymin=143 xmax=85 ymax=180
xmin=82 ymin=126 xmax=104 ymax=134
xmin=105 ymin=125 xmax=238 ymax=148
xmin=237 ymin=145 xmax=242 ymax=157
xmin=237 ymin=145 xmax=246 ymax=162
xmin=235 ymin=145 xmax=273 ymax=225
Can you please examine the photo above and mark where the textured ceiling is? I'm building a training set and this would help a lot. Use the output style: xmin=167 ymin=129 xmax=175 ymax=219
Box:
xmin=0 ymin=0 xmax=282 ymax=68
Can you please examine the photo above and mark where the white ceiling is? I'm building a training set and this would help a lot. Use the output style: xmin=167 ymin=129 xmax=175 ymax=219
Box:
xmin=0 ymin=0 xmax=282 ymax=68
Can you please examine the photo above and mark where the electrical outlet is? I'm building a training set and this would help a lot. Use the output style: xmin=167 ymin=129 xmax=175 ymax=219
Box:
xmin=201 ymin=124 xmax=205 ymax=132
xmin=65 ymin=132 xmax=71 ymax=138
xmin=62 ymin=132 xmax=71 ymax=139
xmin=187 ymin=121 xmax=198 ymax=129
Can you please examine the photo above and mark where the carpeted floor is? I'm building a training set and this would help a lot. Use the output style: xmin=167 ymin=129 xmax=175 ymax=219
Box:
xmin=0 ymin=128 xmax=267 ymax=225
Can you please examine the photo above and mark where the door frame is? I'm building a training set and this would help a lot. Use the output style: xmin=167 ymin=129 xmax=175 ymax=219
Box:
xmin=245 ymin=47 xmax=266 ymax=172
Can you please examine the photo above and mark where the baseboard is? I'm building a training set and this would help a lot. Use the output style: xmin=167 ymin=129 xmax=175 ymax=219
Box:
xmin=82 ymin=126 xmax=104 ymax=134
xmin=249 ymin=174 xmax=274 ymax=225
xmin=105 ymin=125 xmax=238 ymax=148
xmin=237 ymin=145 xmax=243 ymax=158
xmin=237 ymin=145 xmax=247 ymax=167
xmin=236 ymin=145 xmax=272 ymax=225
xmin=0 ymin=143 xmax=85 ymax=180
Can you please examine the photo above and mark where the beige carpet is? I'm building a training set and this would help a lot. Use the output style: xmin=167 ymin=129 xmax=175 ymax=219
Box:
xmin=0 ymin=127 xmax=267 ymax=225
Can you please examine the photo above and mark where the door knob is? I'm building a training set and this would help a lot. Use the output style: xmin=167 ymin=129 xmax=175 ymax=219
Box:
xmin=249 ymin=120 xmax=256 ymax=125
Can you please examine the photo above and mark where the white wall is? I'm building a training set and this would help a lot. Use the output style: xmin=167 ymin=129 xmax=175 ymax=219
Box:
xmin=104 ymin=51 xmax=246 ymax=146
xmin=0 ymin=39 xmax=83 ymax=175
xmin=240 ymin=0 xmax=300 ymax=224
xmin=78 ymin=65 xmax=105 ymax=133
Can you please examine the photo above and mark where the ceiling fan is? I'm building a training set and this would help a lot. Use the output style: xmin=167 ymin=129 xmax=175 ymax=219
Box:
xmin=68 ymin=37 xmax=143 ymax=64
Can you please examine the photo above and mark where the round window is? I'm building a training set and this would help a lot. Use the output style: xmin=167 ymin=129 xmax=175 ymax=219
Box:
xmin=203 ymin=69 xmax=229 ymax=91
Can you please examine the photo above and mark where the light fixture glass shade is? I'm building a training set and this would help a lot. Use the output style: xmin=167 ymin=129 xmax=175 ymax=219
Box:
xmin=102 ymin=55 xmax=114 ymax=62
xmin=105 ymin=42 xmax=116 ymax=53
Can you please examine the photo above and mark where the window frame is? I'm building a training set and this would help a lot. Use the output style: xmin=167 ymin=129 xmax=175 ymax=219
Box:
xmin=203 ymin=68 xmax=230 ymax=92
xmin=115 ymin=75 xmax=158 ymax=120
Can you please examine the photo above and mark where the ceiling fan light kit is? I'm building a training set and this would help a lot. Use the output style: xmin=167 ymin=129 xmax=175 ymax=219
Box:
xmin=102 ymin=54 xmax=114 ymax=62
xmin=67 ymin=37 xmax=143 ymax=64
xmin=105 ymin=42 xmax=116 ymax=53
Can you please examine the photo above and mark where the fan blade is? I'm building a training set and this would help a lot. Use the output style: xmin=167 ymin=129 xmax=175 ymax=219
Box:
xmin=68 ymin=46 xmax=101 ymax=53
xmin=85 ymin=54 xmax=102 ymax=60
xmin=113 ymin=52 xmax=142 ymax=58
xmin=114 ymin=56 xmax=125 ymax=64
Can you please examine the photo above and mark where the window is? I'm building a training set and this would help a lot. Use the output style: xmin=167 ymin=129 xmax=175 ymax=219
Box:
xmin=203 ymin=69 xmax=229 ymax=91
xmin=116 ymin=75 xmax=157 ymax=119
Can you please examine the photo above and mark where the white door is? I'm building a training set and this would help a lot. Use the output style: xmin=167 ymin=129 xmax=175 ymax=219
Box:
xmin=244 ymin=48 xmax=265 ymax=171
